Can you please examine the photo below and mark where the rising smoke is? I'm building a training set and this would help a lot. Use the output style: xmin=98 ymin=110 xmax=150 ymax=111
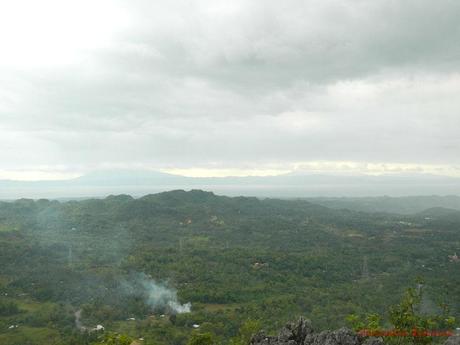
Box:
xmin=121 ymin=273 xmax=191 ymax=314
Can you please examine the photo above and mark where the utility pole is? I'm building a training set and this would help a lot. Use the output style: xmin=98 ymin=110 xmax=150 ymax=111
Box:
xmin=68 ymin=245 xmax=73 ymax=266
xmin=361 ymin=255 xmax=369 ymax=280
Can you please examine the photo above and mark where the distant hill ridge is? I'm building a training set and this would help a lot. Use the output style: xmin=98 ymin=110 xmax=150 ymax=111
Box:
xmin=1 ymin=170 xmax=460 ymax=206
xmin=305 ymin=196 xmax=460 ymax=215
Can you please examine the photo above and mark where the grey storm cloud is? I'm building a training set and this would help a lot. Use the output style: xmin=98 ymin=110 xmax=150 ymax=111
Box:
xmin=0 ymin=0 xmax=459 ymax=175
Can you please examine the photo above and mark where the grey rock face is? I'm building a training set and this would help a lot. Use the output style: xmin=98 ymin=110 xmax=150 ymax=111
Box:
xmin=250 ymin=317 xmax=313 ymax=345
xmin=250 ymin=318 xmax=367 ymax=345
xmin=361 ymin=338 xmax=384 ymax=345
xmin=445 ymin=335 xmax=460 ymax=345
xmin=304 ymin=327 xmax=360 ymax=345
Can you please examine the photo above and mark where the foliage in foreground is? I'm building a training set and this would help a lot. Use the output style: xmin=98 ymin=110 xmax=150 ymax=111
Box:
xmin=92 ymin=332 xmax=133 ymax=345
xmin=347 ymin=282 xmax=456 ymax=344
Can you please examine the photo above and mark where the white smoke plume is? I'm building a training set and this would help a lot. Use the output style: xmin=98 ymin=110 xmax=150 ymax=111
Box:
xmin=121 ymin=273 xmax=191 ymax=314
xmin=167 ymin=300 xmax=192 ymax=314
xmin=141 ymin=277 xmax=191 ymax=314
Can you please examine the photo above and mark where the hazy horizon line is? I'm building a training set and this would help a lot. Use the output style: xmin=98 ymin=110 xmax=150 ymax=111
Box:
xmin=2 ymin=162 xmax=460 ymax=182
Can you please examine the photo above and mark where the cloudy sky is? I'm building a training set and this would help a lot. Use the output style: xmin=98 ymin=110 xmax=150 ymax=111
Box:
xmin=1 ymin=0 xmax=460 ymax=180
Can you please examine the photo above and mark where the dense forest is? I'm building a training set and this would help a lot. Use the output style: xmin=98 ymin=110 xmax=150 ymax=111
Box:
xmin=0 ymin=190 xmax=459 ymax=344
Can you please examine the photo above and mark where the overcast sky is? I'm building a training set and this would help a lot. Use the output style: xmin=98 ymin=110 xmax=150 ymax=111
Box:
xmin=0 ymin=0 xmax=460 ymax=180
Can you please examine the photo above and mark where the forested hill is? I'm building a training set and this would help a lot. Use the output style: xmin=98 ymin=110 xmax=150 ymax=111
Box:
xmin=0 ymin=190 xmax=460 ymax=345
xmin=303 ymin=195 xmax=460 ymax=215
